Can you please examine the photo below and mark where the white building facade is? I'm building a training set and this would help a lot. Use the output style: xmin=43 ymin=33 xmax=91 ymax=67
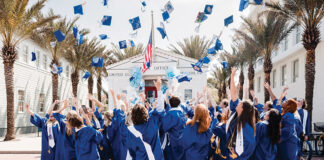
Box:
xmin=250 ymin=22 xmax=324 ymax=128
xmin=106 ymin=48 xmax=207 ymax=109
xmin=0 ymin=39 xmax=89 ymax=136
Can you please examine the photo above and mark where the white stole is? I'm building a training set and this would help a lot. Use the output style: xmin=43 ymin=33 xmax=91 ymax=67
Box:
xmin=93 ymin=116 xmax=101 ymax=129
xmin=47 ymin=123 xmax=55 ymax=148
xmin=127 ymin=126 xmax=155 ymax=160
xmin=302 ymin=109 xmax=308 ymax=134
xmin=235 ymin=125 xmax=244 ymax=156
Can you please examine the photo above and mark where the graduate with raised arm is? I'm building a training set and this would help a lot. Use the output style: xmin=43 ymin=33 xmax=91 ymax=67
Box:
xmin=67 ymin=110 xmax=103 ymax=160
xmin=277 ymin=99 xmax=299 ymax=160
xmin=249 ymin=89 xmax=264 ymax=114
xmin=99 ymin=111 xmax=114 ymax=160
xmin=26 ymin=100 xmax=61 ymax=160
xmin=179 ymin=104 xmax=212 ymax=160
xmin=87 ymin=94 xmax=104 ymax=130
xmin=122 ymin=77 xmax=165 ymax=160
xmin=161 ymin=86 xmax=187 ymax=160
xmin=52 ymin=99 xmax=77 ymax=160
xmin=225 ymin=67 xmax=256 ymax=160
xmin=264 ymin=83 xmax=288 ymax=113
xmin=252 ymin=109 xmax=281 ymax=160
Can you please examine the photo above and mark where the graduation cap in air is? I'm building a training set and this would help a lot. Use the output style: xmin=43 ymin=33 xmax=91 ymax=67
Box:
xmin=191 ymin=59 xmax=204 ymax=72
xmin=157 ymin=22 xmax=168 ymax=39
xmin=204 ymin=5 xmax=213 ymax=15
xmin=54 ymin=30 xmax=65 ymax=42
xmin=103 ymin=0 xmax=108 ymax=6
xmin=166 ymin=68 xmax=175 ymax=80
xmin=239 ymin=0 xmax=249 ymax=11
xmin=161 ymin=85 xmax=168 ymax=94
xmin=129 ymin=40 xmax=135 ymax=47
xmin=129 ymin=67 xmax=142 ymax=88
xmin=102 ymin=15 xmax=112 ymax=26
xmin=221 ymin=61 xmax=229 ymax=69
xmin=50 ymin=41 xmax=56 ymax=48
xmin=140 ymin=1 xmax=146 ymax=12
xmin=52 ymin=64 xmax=63 ymax=75
xmin=129 ymin=16 xmax=141 ymax=30
xmin=92 ymin=57 xmax=104 ymax=67
xmin=83 ymin=71 xmax=90 ymax=79
xmin=195 ymin=12 xmax=208 ymax=23
xmin=176 ymin=74 xmax=192 ymax=83
xmin=77 ymin=34 xmax=83 ymax=46
xmin=131 ymin=97 xmax=138 ymax=104
xmin=138 ymin=81 xmax=145 ymax=92
xmin=164 ymin=1 xmax=174 ymax=14
xmin=162 ymin=11 xmax=170 ymax=22
xmin=208 ymin=38 xmax=223 ymax=54
xmin=99 ymin=34 xmax=108 ymax=40
xmin=202 ymin=56 xmax=210 ymax=64
xmin=73 ymin=27 xmax=78 ymax=38
xmin=224 ymin=15 xmax=234 ymax=27
xmin=31 ymin=52 xmax=36 ymax=61
xmin=254 ymin=0 xmax=263 ymax=5
xmin=73 ymin=4 xmax=83 ymax=15
xmin=119 ymin=40 xmax=127 ymax=49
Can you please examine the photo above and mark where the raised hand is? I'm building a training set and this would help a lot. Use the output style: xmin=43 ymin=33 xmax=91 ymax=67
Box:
xmin=231 ymin=67 xmax=236 ymax=76
xmin=25 ymin=103 xmax=30 ymax=111
xmin=264 ymin=83 xmax=270 ymax=90
xmin=154 ymin=76 xmax=162 ymax=91
xmin=283 ymin=86 xmax=289 ymax=93
xmin=110 ymin=89 xmax=115 ymax=96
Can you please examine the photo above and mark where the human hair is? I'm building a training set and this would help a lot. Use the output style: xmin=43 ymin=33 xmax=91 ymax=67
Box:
xmin=282 ymin=99 xmax=297 ymax=115
xmin=131 ymin=104 xmax=148 ymax=125
xmin=267 ymin=109 xmax=282 ymax=144
xmin=254 ymin=107 xmax=260 ymax=123
xmin=220 ymin=108 xmax=230 ymax=124
xmin=67 ymin=110 xmax=83 ymax=128
xmin=103 ymin=111 xmax=113 ymax=125
xmin=265 ymin=101 xmax=273 ymax=110
xmin=221 ymin=99 xmax=229 ymax=107
xmin=301 ymin=99 xmax=306 ymax=109
xmin=169 ymin=96 xmax=181 ymax=108
xmin=237 ymin=100 xmax=255 ymax=132
xmin=186 ymin=104 xmax=211 ymax=133
xmin=65 ymin=111 xmax=75 ymax=136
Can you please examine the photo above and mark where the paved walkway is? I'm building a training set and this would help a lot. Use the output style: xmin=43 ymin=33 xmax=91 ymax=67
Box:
xmin=0 ymin=133 xmax=41 ymax=154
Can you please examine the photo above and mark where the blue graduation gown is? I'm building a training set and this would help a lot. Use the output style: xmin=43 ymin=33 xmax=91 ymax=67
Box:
xmin=212 ymin=123 xmax=227 ymax=160
xmin=123 ymin=109 xmax=165 ymax=160
xmin=100 ymin=125 xmax=114 ymax=160
xmin=92 ymin=108 xmax=104 ymax=129
xmin=254 ymin=103 xmax=263 ymax=115
xmin=209 ymin=106 xmax=215 ymax=120
xmin=298 ymin=109 xmax=310 ymax=136
xmin=252 ymin=121 xmax=277 ymax=160
xmin=272 ymin=97 xmax=286 ymax=113
xmin=30 ymin=113 xmax=60 ymax=160
xmin=162 ymin=107 xmax=187 ymax=160
xmin=74 ymin=126 xmax=103 ymax=160
xmin=52 ymin=113 xmax=76 ymax=160
xmin=277 ymin=112 xmax=298 ymax=160
xmin=294 ymin=114 xmax=303 ymax=157
xmin=109 ymin=108 xmax=126 ymax=160
xmin=179 ymin=123 xmax=212 ymax=160
xmin=226 ymin=100 xmax=256 ymax=160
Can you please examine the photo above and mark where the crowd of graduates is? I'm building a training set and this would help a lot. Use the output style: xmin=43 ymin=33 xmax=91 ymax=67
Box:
xmin=25 ymin=67 xmax=310 ymax=160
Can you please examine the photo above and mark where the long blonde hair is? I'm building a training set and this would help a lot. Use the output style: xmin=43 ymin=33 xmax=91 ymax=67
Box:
xmin=187 ymin=104 xmax=211 ymax=133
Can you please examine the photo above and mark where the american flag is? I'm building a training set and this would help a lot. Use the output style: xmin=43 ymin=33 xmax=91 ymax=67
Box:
xmin=142 ymin=31 xmax=153 ymax=73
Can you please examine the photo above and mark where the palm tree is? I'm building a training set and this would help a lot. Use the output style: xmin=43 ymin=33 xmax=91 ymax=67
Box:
xmin=0 ymin=0 xmax=58 ymax=141
xmin=235 ymin=13 xmax=296 ymax=102
xmin=265 ymin=0 xmax=324 ymax=129
xmin=169 ymin=35 xmax=213 ymax=59
xmin=64 ymin=36 xmax=101 ymax=97
xmin=210 ymin=67 xmax=231 ymax=101
xmin=31 ymin=11 xmax=78 ymax=105
xmin=110 ymin=43 xmax=145 ymax=62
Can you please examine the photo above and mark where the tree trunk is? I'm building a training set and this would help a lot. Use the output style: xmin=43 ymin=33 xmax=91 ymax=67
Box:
xmin=71 ymin=71 xmax=79 ymax=98
xmin=51 ymin=60 xmax=59 ymax=110
xmin=88 ymin=75 xmax=93 ymax=107
xmin=239 ymin=70 xmax=244 ymax=100
xmin=248 ymin=63 xmax=255 ymax=100
xmin=305 ymin=49 xmax=315 ymax=132
xmin=2 ymin=45 xmax=17 ymax=141
xmin=302 ymin=25 xmax=319 ymax=132
xmin=222 ymin=81 xmax=227 ymax=99
xmin=263 ymin=56 xmax=272 ymax=103
xmin=97 ymin=76 xmax=102 ymax=102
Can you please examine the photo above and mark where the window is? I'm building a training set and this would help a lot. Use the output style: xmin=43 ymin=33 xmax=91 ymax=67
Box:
xmin=122 ymin=90 xmax=127 ymax=95
xmin=39 ymin=93 xmax=45 ymax=112
xmin=272 ymin=69 xmax=277 ymax=88
xmin=43 ymin=55 xmax=47 ymax=70
xmin=293 ymin=60 xmax=299 ymax=83
xmin=296 ymin=26 xmax=301 ymax=44
xmin=184 ymin=89 xmax=192 ymax=101
xmin=23 ymin=46 xmax=28 ymax=63
xmin=257 ymin=77 xmax=261 ymax=92
xmin=281 ymin=65 xmax=287 ymax=86
xmin=284 ymin=37 xmax=288 ymax=51
xmin=66 ymin=65 xmax=69 ymax=78
xmin=18 ymin=90 xmax=25 ymax=113
xmin=36 ymin=51 xmax=40 ymax=67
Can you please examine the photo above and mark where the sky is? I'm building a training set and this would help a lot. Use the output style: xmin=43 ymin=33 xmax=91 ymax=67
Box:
xmin=31 ymin=0 xmax=255 ymax=54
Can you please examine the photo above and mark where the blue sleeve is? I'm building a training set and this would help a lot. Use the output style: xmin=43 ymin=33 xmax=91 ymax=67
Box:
xmin=212 ymin=124 xmax=225 ymax=138
xmin=209 ymin=107 xmax=215 ymax=120
xmin=52 ymin=113 xmax=66 ymax=129
xmin=306 ymin=113 xmax=311 ymax=136
xmin=162 ymin=113 xmax=176 ymax=132
xmin=282 ymin=96 xmax=287 ymax=102
xmin=94 ymin=108 xmax=104 ymax=128
xmin=72 ymin=106 xmax=76 ymax=111
xmin=165 ymin=104 xmax=171 ymax=112
xmin=149 ymin=108 xmax=165 ymax=127
xmin=93 ymin=129 xmax=103 ymax=144
xmin=230 ymin=99 xmax=240 ymax=113
xmin=273 ymin=99 xmax=278 ymax=107
xmin=30 ymin=113 xmax=46 ymax=128
xmin=255 ymin=123 xmax=264 ymax=145
xmin=281 ymin=113 xmax=295 ymax=142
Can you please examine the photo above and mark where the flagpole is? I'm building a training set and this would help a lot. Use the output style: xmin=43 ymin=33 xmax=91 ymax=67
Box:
xmin=151 ymin=10 xmax=155 ymax=55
